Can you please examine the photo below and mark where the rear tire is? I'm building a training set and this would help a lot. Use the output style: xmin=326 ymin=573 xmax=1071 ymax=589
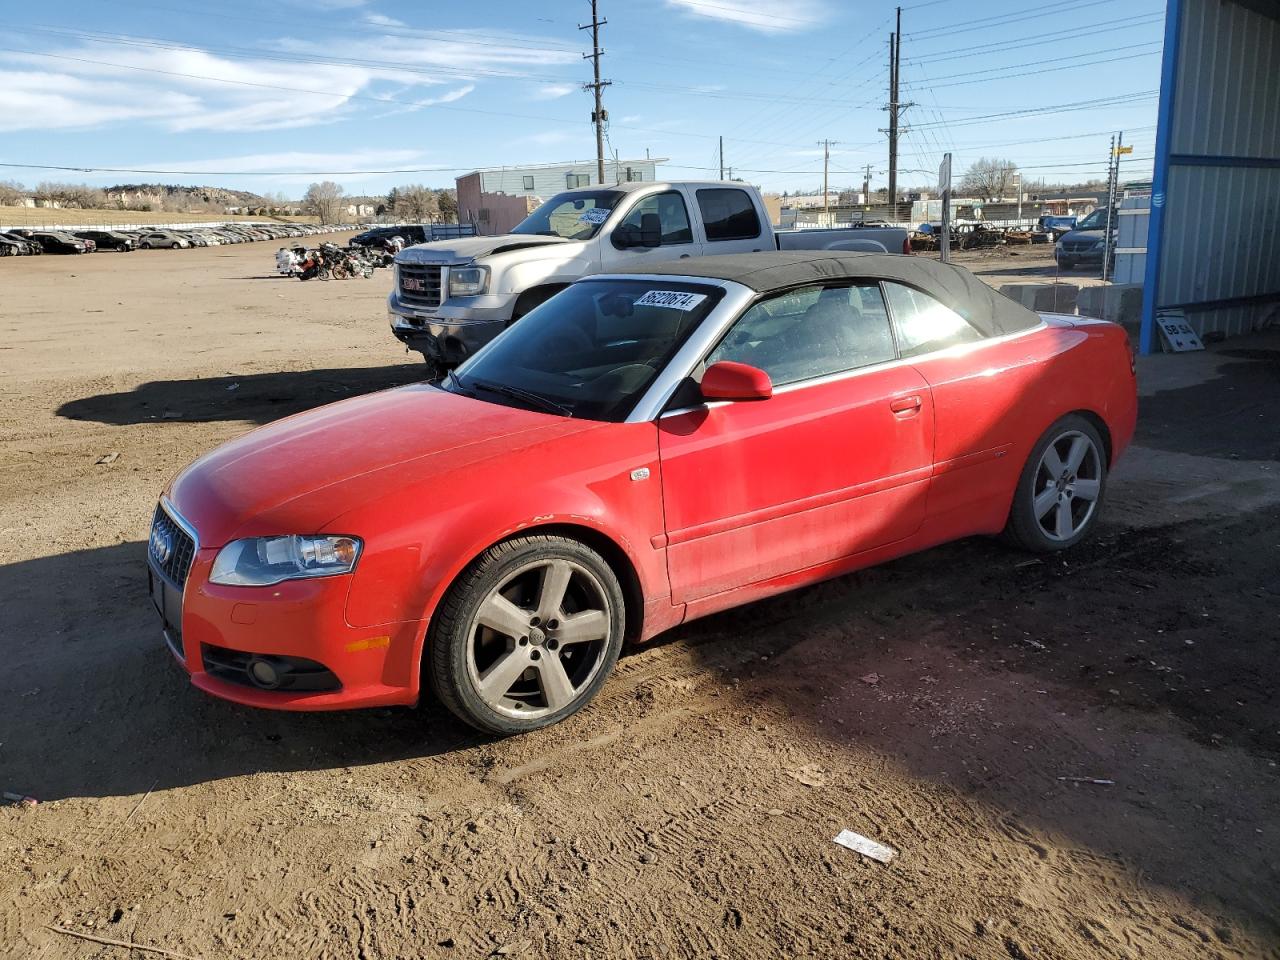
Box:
xmin=1003 ymin=414 xmax=1107 ymax=553
xmin=427 ymin=535 xmax=625 ymax=735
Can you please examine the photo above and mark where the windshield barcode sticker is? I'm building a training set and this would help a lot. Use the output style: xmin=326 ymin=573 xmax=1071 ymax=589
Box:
xmin=634 ymin=290 xmax=707 ymax=311
xmin=578 ymin=207 xmax=611 ymax=224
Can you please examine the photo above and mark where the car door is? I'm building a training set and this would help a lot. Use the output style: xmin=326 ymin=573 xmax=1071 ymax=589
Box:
xmin=880 ymin=281 xmax=1031 ymax=535
xmin=693 ymin=186 xmax=769 ymax=255
xmin=600 ymin=189 xmax=702 ymax=272
xmin=657 ymin=282 xmax=934 ymax=605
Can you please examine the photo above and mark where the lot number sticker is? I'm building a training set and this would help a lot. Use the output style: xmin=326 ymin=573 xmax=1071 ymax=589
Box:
xmin=578 ymin=207 xmax=611 ymax=224
xmin=634 ymin=290 xmax=707 ymax=311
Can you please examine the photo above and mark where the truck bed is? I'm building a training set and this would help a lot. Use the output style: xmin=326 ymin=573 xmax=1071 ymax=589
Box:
xmin=775 ymin=225 xmax=910 ymax=255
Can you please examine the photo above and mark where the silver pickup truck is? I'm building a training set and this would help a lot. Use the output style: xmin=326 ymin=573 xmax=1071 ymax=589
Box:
xmin=388 ymin=180 xmax=911 ymax=367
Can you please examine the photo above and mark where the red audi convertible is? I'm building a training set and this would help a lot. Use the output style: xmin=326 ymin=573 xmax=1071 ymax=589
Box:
xmin=148 ymin=252 xmax=1136 ymax=733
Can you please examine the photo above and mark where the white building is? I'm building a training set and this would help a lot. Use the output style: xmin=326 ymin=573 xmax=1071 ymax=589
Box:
xmin=456 ymin=157 xmax=667 ymax=234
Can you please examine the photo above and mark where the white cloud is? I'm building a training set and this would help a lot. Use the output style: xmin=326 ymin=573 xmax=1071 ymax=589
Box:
xmin=534 ymin=83 xmax=577 ymax=100
xmin=363 ymin=13 xmax=406 ymax=27
xmin=664 ymin=0 xmax=827 ymax=33
xmin=0 ymin=37 xmax=487 ymax=133
xmin=515 ymin=130 xmax=579 ymax=147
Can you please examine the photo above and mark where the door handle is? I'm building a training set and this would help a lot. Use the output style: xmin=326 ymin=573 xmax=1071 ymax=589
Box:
xmin=889 ymin=395 xmax=922 ymax=415
xmin=679 ymin=254 xmax=691 ymax=258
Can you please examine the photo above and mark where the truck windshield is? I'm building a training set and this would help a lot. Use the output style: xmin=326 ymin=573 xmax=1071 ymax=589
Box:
xmin=447 ymin=278 xmax=723 ymax=422
xmin=511 ymin=190 xmax=624 ymax=240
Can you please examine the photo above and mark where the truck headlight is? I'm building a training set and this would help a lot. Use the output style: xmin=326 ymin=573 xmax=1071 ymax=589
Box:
xmin=448 ymin=265 xmax=489 ymax=297
xmin=209 ymin=535 xmax=362 ymax=586
xmin=1091 ymin=239 xmax=1106 ymax=251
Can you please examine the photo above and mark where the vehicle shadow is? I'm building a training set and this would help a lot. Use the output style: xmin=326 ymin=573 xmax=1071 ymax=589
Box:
xmin=56 ymin=365 xmax=428 ymax=426
xmin=666 ymin=507 xmax=1280 ymax=944
xmin=0 ymin=541 xmax=488 ymax=803
xmin=1136 ymin=347 xmax=1280 ymax=461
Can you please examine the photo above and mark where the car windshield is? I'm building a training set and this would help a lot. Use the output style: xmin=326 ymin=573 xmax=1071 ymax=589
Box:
xmin=1075 ymin=209 xmax=1111 ymax=230
xmin=446 ymin=279 xmax=723 ymax=422
xmin=511 ymin=190 xmax=624 ymax=240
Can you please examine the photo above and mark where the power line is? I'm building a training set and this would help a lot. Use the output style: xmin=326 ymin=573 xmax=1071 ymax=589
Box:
xmin=900 ymin=13 xmax=1163 ymax=64
xmin=904 ymin=49 xmax=1163 ymax=91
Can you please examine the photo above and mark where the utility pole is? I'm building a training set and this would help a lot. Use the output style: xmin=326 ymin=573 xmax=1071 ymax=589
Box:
xmin=579 ymin=1 xmax=611 ymax=185
xmin=819 ymin=139 xmax=839 ymax=222
xmin=1103 ymin=130 xmax=1123 ymax=282
xmin=882 ymin=6 xmax=912 ymax=221
xmin=863 ymin=163 xmax=873 ymax=207
xmin=719 ymin=135 xmax=724 ymax=180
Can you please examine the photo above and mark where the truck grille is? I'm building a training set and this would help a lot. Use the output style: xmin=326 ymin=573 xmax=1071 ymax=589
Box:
xmin=1062 ymin=240 xmax=1097 ymax=253
xmin=398 ymin=263 xmax=443 ymax=310
xmin=149 ymin=502 xmax=197 ymax=587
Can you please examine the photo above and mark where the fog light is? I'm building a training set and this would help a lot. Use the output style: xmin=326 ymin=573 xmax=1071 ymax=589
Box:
xmin=248 ymin=658 xmax=281 ymax=689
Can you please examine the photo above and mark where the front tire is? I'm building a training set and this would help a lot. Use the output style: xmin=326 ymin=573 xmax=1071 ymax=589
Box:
xmin=1004 ymin=414 xmax=1107 ymax=552
xmin=427 ymin=535 xmax=625 ymax=735
xmin=1057 ymin=257 xmax=1075 ymax=270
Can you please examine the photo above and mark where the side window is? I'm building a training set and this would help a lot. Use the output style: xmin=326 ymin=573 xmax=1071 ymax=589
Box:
xmin=566 ymin=173 xmax=591 ymax=189
xmin=615 ymin=191 xmax=694 ymax=246
xmin=697 ymin=188 xmax=762 ymax=241
xmin=522 ymin=175 xmax=535 ymax=190
xmin=707 ymin=284 xmax=896 ymax=386
xmin=882 ymin=282 xmax=983 ymax=357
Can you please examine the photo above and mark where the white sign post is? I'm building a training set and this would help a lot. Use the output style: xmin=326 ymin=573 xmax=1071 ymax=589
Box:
xmin=938 ymin=153 xmax=952 ymax=263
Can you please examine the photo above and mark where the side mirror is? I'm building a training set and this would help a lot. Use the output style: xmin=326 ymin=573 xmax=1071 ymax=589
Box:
xmin=700 ymin=361 xmax=773 ymax=402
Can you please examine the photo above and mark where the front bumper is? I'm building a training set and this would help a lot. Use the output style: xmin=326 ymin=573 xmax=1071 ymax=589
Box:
xmin=150 ymin=546 xmax=424 ymax=711
xmin=387 ymin=290 xmax=514 ymax=366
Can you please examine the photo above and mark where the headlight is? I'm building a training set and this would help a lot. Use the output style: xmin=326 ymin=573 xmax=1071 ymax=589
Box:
xmin=448 ymin=265 xmax=489 ymax=297
xmin=1091 ymin=239 xmax=1107 ymax=251
xmin=210 ymin=535 xmax=362 ymax=586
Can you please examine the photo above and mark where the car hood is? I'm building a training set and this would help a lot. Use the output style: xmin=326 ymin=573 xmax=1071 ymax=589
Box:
xmin=168 ymin=384 xmax=592 ymax=547
xmin=397 ymin=234 xmax=568 ymax=264
xmin=1058 ymin=228 xmax=1107 ymax=244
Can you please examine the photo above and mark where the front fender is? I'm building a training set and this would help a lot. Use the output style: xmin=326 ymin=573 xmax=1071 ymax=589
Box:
xmin=335 ymin=418 xmax=666 ymax=610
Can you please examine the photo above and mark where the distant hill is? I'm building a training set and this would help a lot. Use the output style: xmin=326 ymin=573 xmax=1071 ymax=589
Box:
xmin=103 ymin=183 xmax=284 ymax=212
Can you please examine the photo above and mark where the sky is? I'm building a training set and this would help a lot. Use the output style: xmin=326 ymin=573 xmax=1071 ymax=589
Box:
xmin=0 ymin=0 xmax=1166 ymax=199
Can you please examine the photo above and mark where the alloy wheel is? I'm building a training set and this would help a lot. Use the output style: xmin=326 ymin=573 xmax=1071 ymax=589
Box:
xmin=465 ymin=558 xmax=613 ymax=720
xmin=1032 ymin=430 xmax=1102 ymax=542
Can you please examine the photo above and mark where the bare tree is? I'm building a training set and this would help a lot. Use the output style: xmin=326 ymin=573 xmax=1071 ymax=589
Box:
xmin=436 ymin=189 xmax=458 ymax=223
xmin=303 ymin=181 xmax=345 ymax=224
xmin=392 ymin=184 xmax=440 ymax=222
xmin=0 ymin=180 xmax=27 ymax=205
xmin=959 ymin=158 xmax=1019 ymax=201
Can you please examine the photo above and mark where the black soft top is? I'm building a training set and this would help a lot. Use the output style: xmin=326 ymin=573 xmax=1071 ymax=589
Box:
xmin=618 ymin=250 xmax=1041 ymax=337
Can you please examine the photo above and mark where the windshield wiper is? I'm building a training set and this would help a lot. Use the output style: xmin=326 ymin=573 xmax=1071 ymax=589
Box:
xmin=471 ymin=379 xmax=573 ymax=417
xmin=444 ymin=368 xmax=475 ymax=397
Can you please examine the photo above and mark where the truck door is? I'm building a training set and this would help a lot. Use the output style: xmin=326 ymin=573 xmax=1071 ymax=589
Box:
xmin=600 ymin=190 xmax=703 ymax=272
xmin=692 ymin=186 xmax=769 ymax=255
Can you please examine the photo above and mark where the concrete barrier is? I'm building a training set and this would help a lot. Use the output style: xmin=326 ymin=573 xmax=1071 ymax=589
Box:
xmin=1076 ymin=284 xmax=1143 ymax=328
xmin=998 ymin=283 xmax=1080 ymax=314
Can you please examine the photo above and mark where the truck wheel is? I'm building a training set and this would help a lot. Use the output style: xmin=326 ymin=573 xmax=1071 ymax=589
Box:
xmin=427 ymin=535 xmax=626 ymax=735
xmin=1057 ymin=258 xmax=1075 ymax=270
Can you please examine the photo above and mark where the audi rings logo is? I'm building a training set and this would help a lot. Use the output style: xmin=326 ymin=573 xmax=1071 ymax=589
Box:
xmin=150 ymin=524 xmax=174 ymax=565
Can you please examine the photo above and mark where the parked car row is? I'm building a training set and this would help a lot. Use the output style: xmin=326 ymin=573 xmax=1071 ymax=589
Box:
xmin=0 ymin=222 xmax=353 ymax=256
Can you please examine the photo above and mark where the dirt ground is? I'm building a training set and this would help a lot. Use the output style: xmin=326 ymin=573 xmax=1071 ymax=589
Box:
xmin=1 ymin=241 xmax=1278 ymax=960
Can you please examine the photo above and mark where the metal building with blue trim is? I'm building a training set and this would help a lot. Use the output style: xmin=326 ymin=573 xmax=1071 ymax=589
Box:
xmin=1140 ymin=0 xmax=1280 ymax=354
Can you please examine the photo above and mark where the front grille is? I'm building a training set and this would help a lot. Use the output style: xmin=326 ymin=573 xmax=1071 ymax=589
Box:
xmin=1062 ymin=240 xmax=1097 ymax=253
xmin=149 ymin=502 xmax=197 ymax=587
xmin=398 ymin=263 xmax=443 ymax=309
